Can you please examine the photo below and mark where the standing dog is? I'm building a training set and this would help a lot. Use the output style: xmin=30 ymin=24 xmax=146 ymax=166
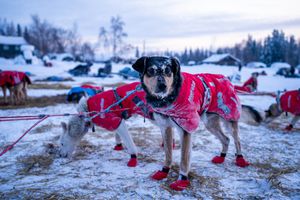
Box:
xmin=0 ymin=71 xmax=31 ymax=104
xmin=265 ymin=90 xmax=300 ymax=130
xmin=59 ymin=82 xmax=155 ymax=167
xmin=132 ymin=56 xmax=249 ymax=191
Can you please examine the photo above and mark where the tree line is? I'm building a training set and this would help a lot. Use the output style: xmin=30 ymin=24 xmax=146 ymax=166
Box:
xmin=171 ymin=30 xmax=300 ymax=67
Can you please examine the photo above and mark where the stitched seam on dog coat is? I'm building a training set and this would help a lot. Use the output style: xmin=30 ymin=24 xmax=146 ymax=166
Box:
xmin=280 ymin=90 xmax=300 ymax=115
xmin=153 ymin=73 xmax=241 ymax=133
xmin=87 ymin=82 xmax=152 ymax=131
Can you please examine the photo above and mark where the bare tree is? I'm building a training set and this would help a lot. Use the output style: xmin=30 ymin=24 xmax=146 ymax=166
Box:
xmin=110 ymin=16 xmax=127 ymax=57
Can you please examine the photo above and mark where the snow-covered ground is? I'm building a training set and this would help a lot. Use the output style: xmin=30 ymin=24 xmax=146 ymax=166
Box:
xmin=0 ymin=59 xmax=300 ymax=199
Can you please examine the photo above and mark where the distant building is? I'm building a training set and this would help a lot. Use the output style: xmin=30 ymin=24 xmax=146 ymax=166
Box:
xmin=202 ymin=53 xmax=241 ymax=66
xmin=0 ymin=36 xmax=28 ymax=58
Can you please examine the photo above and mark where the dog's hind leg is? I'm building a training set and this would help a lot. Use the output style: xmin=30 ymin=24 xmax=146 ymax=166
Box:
xmin=285 ymin=115 xmax=300 ymax=131
xmin=115 ymin=120 xmax=138 ymax=167
xmin=230 ymin=121 xmax=250 ymax=167
xmin=22 ymin=81 xmax=28 ymax=101
xmin=204 ymin=113 xmax=230 ymax=164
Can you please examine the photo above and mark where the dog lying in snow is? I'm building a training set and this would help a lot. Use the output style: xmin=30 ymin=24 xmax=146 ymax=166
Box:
xmin=0 ymin=71 xmax=31 ymax=104
xmin=265 ymin=90 xmax=300 ymax=131
xmin=132 ymin=56 xmax=251 ymax=191
xmin=59 ymin=82 xmax=155 ymax=167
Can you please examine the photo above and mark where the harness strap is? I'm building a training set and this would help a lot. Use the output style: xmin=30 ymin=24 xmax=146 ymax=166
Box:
xmin=113 ymin=88 xmax=129 ymax=119
xmin=132 ymin=96 xmax=154 ymax=120
xmin=199 ymin=77 xmax=211 ymax=114
xmin=276 ymin=90 xmax=283 ymax=112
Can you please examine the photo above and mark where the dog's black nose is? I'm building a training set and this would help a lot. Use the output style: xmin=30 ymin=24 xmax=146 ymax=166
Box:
xmin=158 ymin=83 xmax=167 ymax=91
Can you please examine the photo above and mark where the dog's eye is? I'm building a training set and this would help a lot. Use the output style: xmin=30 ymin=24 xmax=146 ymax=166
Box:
xmin=165 ymin=67 xmax=171 ymax=76
xmin=147 ymin=68 xmax=155 ymax=76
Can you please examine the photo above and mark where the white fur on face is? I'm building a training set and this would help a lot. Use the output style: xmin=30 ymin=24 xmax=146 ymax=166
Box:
xmin=59 ymin=116 xmax=88 ymax=157
xmin=59 ymin=131 xmax=78 ymax=157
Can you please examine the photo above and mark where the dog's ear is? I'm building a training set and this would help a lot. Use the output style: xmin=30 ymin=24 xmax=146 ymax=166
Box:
xmin=132 ymin=56 xmax=147 ymax=74
xmin=171 ymin=57 xmax=180 ymax=74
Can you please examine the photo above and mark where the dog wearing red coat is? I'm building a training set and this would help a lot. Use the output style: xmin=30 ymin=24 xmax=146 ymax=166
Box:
xmin=0 ymin=71 xmax=31 ymax=104
xmin=59 ymin=82 xmax=155 ymax=167
xmin=132 ymin=56 xmax=250 ymax=191
xmin=234 ymin=72 xmax=259 ymax=93
xmin=265 ymin=90 xmax=300 ymax=131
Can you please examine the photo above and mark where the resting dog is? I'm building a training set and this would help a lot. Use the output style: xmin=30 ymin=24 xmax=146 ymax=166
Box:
xmin=265 ymin=89 xmax=300 ymax=130
xmin=59 ymin=82 xmax=154 ymax=167
xmin=0 ymin=71 xmax=31 ymax=104
xmin=132 ymin=56 xmax=249 ymax=191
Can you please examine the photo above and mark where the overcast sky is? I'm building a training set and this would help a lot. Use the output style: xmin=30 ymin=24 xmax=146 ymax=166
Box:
xmin=1 ymin=0 xmax=300 ymax=51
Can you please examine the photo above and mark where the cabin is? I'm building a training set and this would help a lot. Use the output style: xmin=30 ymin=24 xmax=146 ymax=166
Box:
xmin=202 ymin=53 xmax=241 ymax=67
xmin=0 ymin=36 xmax=28 ymax=58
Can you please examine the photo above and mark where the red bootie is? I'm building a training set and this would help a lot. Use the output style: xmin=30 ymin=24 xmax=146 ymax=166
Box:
xmin=113 ymin=144 xmax=124 ymax=151
xmin=151 ymin=170 xmax=168 ymax=180
xmin=127 ymin=157 xmax=137 ymax=167
xmin=285 ymin=124 xmax=293 ymax=131
xmin=212 ymin=156 xmax=225 ymax=164
xmin=170 ymin=180 xmax=190 ymax=191
xmin=236 ymin=156 xmax=250 ymax=167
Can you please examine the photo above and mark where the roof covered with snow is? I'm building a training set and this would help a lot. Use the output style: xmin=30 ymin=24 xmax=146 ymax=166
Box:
xmin=246 ymin=62 xmax=267 ymax=68
xmin=202 ymin=53 xmax=241 ymax=63
xmin=0 ymin=36 xmax=27 ymax=45
xmin=270 ymin=62 xmax=291 ymax=69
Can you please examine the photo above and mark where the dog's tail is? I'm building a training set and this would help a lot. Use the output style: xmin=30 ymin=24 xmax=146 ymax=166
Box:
xmin=241 ymin=105 xmax=263 ymax=124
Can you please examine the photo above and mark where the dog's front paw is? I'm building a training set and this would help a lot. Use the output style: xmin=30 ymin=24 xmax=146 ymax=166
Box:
xmin=127 ymin=157 xmax=137 ymax=167
xmin=151 ymin=170 xmax=168 ymax=180
xmin=235 ymin=155 xmax=250 ymax=167
xmin=212 ymin=156 xmax=225 ymax=164
xmin=169 ymin=180 xmax=190 ymax=191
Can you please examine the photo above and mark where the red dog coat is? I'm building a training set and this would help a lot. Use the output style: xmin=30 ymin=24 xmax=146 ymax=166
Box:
xmin=0 ymin=71 xmax=31 ymax=87
xmin=234 ymin=76 xmax=257 ymax=93
xmin=153 ymin=72 xmax=241 ymax=133
xmin=87 ymin=82 xmax=152 ymax=131
xmin=280 ymin=90 xmax=300 ymax=115
xmin=81 ymin=84 xmax=104 ymax=92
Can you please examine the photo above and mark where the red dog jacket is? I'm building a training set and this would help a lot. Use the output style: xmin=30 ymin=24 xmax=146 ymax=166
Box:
xmin=87 ymin=82 xmax=152 ymax=131
xmin=280 ymin=90 xmax=300 ymax=115
xmin=234 ymin=76 xmax=257 ymax=93
xmin=153 ymin=72 xmax=241 ymax=133
xmin=0 ymin=71 xmax=31 ymax=86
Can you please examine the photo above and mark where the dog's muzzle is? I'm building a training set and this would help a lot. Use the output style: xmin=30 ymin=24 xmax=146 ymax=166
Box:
xmin=156 ymin=76 xmax=167 ymax=93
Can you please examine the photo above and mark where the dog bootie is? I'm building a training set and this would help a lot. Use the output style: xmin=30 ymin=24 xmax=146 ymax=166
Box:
xmin=127 ymin=158 xmax=137 ymax=167
xmin=170 ymin=180 xmax=190 ymax=191
xmin=212 ymin=156 xmax=225 ymax=164
xmin=285 ymin=124 xmax=293 ymax=131
xmin=235 ymin=155 xmax=250 ymax=167
xmin=113 ymin=144 xmax=124 ymax=151
xmin=212 ymin=153 xmax=226 ymax=164
xmin=151 ymin=167 xmax=169 ymax=180
xmin=127 ymin=155 xmax=137 ymax=167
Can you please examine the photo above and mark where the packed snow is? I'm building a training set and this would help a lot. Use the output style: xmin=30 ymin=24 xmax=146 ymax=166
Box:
xmin=0 ymin=59 xmax=299 ymax=199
